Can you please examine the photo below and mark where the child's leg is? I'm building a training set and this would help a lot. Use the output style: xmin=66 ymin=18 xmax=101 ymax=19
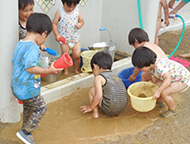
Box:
xmin=60 ymin=44 xmax=70 ymax=75
xmin=23 ymin=95 xmax=47 ymax=133
xmin=72 ymin=42 xmax=81 ymax=74
xmin=89 ymin=87 xmax=102 ymax=118
xmin=160 ymin=82 xmax=187 ymax=110
xmin=155 ymin=3 xmax=162 ymax=45
xmin=22 ymin=100 xmax=32 ymax=128
xmin=154 ymin=80 xmax=188 ymax=117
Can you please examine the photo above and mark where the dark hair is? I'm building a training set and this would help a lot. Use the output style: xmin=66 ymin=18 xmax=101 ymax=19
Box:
xmin=61 ymin=0 xmax=80 ymax=7
xmin=90 ymin=51 xmax=113 ymax=70
xmin=26 ymin=13 xmax=52 ymax=37
xmin=132 ymin=46 xmax=157 ymax=68
xmin=128 ymin=28 xmax=149 ymax=45
xmin=19 ymin=0 xmax=34 ymax=10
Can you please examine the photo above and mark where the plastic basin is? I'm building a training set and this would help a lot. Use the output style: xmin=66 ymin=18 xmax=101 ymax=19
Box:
xmin=127 ymin=82 xmax=158 ymax=112
xmin=118 ymin=67 xmax=143 ymax=88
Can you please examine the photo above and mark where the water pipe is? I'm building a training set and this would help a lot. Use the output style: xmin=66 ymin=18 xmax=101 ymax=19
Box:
xmin=137 ymin=0 xmax=143 ymax=29
xmin=137 ymin=0 xmax=185 ymax=58
xmin=168 ymin=14 xmax=185 ymax=58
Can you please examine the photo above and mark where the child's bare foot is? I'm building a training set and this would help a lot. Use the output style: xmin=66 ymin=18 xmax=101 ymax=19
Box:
xmin=63 ymin=68 xmax=68 ymax=75
xmin=74 ymin=70 xmax=80 ymax=74
xmin=179 ymin=53 xmax=190 ymax=58
xmin=93 ymin=110 xmax=99 ymax=118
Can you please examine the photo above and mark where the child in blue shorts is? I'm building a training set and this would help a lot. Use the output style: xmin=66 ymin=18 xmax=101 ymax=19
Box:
xmin=11 ymin=13 xmax=63 ymax=144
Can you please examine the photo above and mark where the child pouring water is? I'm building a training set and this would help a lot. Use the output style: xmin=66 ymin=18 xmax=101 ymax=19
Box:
xmin=11 ymin=13 xmax=63 ymax=144
xmin=52 ymin=0 xmax=84 ymax=75
xmin=80 ymin=52 xmax=127 ymax=118
xmin=131 ymin=46 xmax=190 ymax=118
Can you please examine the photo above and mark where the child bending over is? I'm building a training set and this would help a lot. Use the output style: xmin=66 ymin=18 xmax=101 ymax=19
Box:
xmin=52 ymin=0 xmax=84 ymax=75
xmin=80 ymin=52 xmax=127 ymax=118
xmin=11 ymin=13 xmax=63 ymax=144
xmin=132 ymin=46 xmax=190 ymax=118
xmin=128 ymin=27 xmax=168 ymax=82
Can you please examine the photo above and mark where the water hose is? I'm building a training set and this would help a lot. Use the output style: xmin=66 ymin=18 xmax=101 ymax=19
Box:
xmin=168 ymin=14 xmax=185 ymax=58
xmin=137 ymin=0 xmax=185 ymax=58
xmin=137 ymin=0 xmax=143 ymax=29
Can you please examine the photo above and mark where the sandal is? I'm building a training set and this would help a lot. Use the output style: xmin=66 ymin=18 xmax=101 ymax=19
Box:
xmin=159 ymin=110 xmax=177 ymax=118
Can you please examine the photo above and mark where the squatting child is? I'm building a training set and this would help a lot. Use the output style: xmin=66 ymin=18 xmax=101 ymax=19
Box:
xmin=128 ymin=27 xmax=168 ymax=82
xmin=52 ymin=0 xmax=84 ymax=75
xmin=80 ymin=51 xmax=127 ymax=118
xmin=11 ymin=13 xmax=63 ymax=144
xmin=132 ymin=46 xmax=190 ymax=118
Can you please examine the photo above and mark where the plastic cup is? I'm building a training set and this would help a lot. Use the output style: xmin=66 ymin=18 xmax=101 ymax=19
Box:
xmin=41 ymin=53 xmax=73 ymax=77
xmin=53 ymin=53 xmax=73 ymax=69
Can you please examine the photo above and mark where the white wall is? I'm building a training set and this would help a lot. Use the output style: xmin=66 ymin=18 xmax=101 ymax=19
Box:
xmin=0 ymin=0 xmax=21 ymax=123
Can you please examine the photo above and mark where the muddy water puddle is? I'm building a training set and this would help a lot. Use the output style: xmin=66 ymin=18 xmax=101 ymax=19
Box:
xmin=1 ymin=86 xmax=166 ymax=144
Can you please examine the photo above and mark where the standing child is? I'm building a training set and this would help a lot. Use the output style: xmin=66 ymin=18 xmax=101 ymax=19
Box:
xmin=11 ymin=13 xmax=63 ymax=144
xmin=80 ymin=52 xmax=127 ymax=118
xmin=155 ymin=0 xmax=169 ymax=45
xmin=19 ymin=0 xmax=34 ymax=40
xmin=128 ymin=27 xmax=168 ymax=82
xmin=52 ymin=0 xmax=84 ymax=75
xmin=168 ymin=0 xmax=190 ymax=14
xmin=132 ymin=46 xmax=190 ymax=118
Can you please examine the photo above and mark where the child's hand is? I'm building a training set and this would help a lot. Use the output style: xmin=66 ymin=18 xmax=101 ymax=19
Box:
xmin=80 ymin=105 xmax=92 ymax=114
xmin=75 ymin=23 xmax=83 ymax=29
xmin=129 ymin=75 xmax=136 ymax=82
xmin=168 ymin=0 xmax=175 ymax=9
xmin=169 ymin=10 xmax=177 ymax=15
xmin=55 ymin=35 xmax=61 ymax=42
xmin=164 ymin=19 xmax=170 ymax=26
xmin=48 ymin=62 xmax=63 ymax=75
xmin=152 ymin=90 xmax=161 ymax=100
xmin=39 ymin=44 xmax=46 ymax=51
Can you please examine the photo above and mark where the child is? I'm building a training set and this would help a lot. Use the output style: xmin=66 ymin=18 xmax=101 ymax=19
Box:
xmin=19 ymin=0 xmax=45 ymax=51
xmin=80 ymin=51 xmax=127 ymax=118
xmin=132 ymin=46 xmax=190 ymax=118
xmin=19 ymin=0 xmax=34 ymax=40
xmin=155 ymin=0 xmax=169 ymax=45
xmin=169 ymin=0 xmax=190 ymax=14
xmin=128 ymin=27 xmax=168 ymax=82
xmin=52 ymin=0 xmax=84 ymax=75
xmin=11 ymin=13 xmax=63 ymax=144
